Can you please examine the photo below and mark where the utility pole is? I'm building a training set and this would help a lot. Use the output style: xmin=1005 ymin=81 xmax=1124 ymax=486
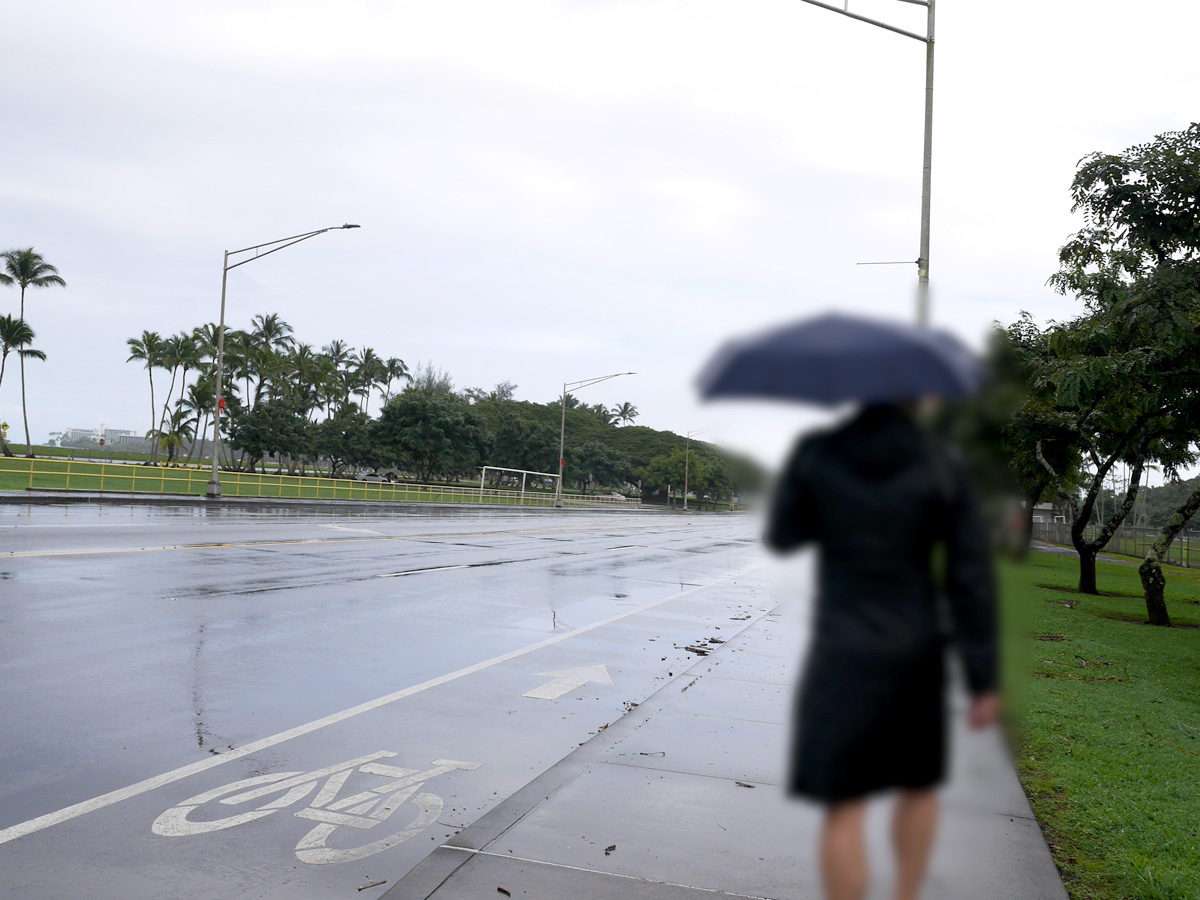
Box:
xmin=797 ymin=0 xmax=936 ymax=325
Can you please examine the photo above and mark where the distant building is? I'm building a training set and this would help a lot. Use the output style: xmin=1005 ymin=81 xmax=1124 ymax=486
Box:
xmin=59 ymin=425 xmax=149 ymax=448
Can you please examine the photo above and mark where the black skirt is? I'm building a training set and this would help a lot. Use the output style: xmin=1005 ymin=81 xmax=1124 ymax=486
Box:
xmin=789 ymin=642 xmax=947 ymax=802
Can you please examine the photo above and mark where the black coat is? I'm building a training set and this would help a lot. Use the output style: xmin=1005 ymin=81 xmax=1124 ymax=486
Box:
xmin=765 ymin=406 xmax=995 ymax=802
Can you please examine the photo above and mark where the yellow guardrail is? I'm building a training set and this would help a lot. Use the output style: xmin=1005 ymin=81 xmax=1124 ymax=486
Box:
xmin=0 ymin=457 xmax=640 ymax=508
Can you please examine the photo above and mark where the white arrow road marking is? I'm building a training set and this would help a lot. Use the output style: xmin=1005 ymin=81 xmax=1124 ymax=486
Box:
xmin=522 ymin=665 xmax=614 ymax=700
xmin=319 ymin=524 xmax=384 ymax=535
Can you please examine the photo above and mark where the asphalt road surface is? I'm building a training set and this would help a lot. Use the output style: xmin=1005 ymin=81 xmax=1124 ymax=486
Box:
xmin=0 ymin=502 xmax=778 ymax=899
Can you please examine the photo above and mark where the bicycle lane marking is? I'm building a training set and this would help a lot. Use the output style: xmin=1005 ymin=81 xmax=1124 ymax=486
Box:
xmin=0 ymin=560 xmax=764 ymax=848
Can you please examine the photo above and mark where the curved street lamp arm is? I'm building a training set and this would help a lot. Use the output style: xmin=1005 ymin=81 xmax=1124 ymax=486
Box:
xmin=564 ymin=371 xmax=637 ymax=394
xmin=554 ymin=371 xmax=636 ymax=507
xmin=226 ymin=225 xmax=360 ymax=272
xmin=795 ymin=0 xmax=929 ymax=42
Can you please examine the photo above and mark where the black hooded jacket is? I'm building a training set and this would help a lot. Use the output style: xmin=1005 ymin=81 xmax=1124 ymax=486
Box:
xmin=766 ymin=405 xmax=996 ymax=799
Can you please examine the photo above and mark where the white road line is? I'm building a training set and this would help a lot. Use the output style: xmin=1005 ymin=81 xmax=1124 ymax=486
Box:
xmin=1 ymin=520 xmax=725 ymax=560
xmin=377 ymin=565 xmax=469 ymax=578
xmin=0 ymin=561 xmax=763 ymax=848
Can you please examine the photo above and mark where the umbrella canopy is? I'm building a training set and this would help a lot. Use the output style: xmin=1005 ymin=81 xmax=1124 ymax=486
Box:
xmin=698 ymin=312 xmax=983 ymax=406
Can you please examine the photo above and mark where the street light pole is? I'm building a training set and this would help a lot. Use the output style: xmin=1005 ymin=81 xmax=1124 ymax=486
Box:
xmin=205 ymin=224 xmax=361 ymax=500
xmin=554 ymin=371 xmax=635 ymax=508
xmin=796 ymin=0 xmax=935 ymax=325
xmin=683 ymin=429 xmax=706 ymax=512
xmin=917 ymin=0 xmax=935 ymax=326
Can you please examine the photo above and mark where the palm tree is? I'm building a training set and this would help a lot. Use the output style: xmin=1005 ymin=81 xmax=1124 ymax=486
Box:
xmin=0 ymin=316 xmax=46 ymax=457
xmin=178 ymin=379 xmax=215 ymax=465
xmin=153 ymin=408 xmax=195 ymax=465
xmin=321 ymin=340 xmax=355 ymax=412
xmin=1 ymin=249 xmax=66 ymax=457
xmin=247 ymin=314 xmax=294 ymax=408
xmin=126 ymin=330 xmax=165 ymax=456
xmin=381 ymin=357 xmax=411 ymax=406
xmin=156 ymin=332 xmax=199 ymax=438
xmin=352 ymin=347 xmax=384 ymax=414
xmin=613 ymin=402 xmax=639 ymax=426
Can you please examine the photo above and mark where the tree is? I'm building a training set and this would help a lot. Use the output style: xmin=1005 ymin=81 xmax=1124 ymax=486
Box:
xmin=486 ymin=408 xmax=557 ymax=477
xmin=381 ymin=357 xmax=412 ymax=406
xmin=1049 ymin=122 xmax=1200 ymax=623
xmin=152 ymin=408 xmax=195 ymax=465
xmin=613 ymin=401 xmax=638 ymax=426
xmin=408 ymin=361 xmax=455 ymax=395
xmin=313 ymin=407 xmax=376 ymax=478
xmin=228 ymin=400 xmax=311 ymax=474
xmin=0 ymin=316 xmax=46 ymax=457
xmin=0 ymin=249 xmax=66 ymax=457
xmin=638 ymin=449 xmax=693 ymax=501
xmin=178 ymin=379 xmax=215 ymax=465
xmin=126 ymin=331 xmax=166 ymax=461
xmin=373 ymin=389 xmax=490 ymax=483
xmin=1028 ymin=309 xmax=1161 ymax=594
xmin=587 ymin=402 xmax=617 ymax=427
xmin=568 ymin=440 xmax=632 ymax=493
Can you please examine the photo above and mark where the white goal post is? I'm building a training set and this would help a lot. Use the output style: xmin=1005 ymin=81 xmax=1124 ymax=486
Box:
xmin=478 ymin=466 xmax=561 ymax=504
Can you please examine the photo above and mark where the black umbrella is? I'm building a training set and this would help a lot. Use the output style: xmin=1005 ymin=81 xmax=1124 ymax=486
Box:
xmin=698 ymin=312 xmax=983 ymax=406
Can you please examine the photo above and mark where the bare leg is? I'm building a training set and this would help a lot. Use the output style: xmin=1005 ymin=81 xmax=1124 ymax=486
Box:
xmin=821 ymin=800 xmax=868 ymax=900
xmin=892 ymin=789 xmax=938 ymax=900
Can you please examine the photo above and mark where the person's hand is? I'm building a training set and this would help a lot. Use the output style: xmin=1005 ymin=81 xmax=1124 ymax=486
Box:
xmin=968 ymin=693 xmax=999 ymax=730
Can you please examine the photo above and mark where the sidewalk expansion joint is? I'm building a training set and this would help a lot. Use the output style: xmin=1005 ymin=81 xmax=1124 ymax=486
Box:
xmin=445 ymin=847 xmax=779 ymax=900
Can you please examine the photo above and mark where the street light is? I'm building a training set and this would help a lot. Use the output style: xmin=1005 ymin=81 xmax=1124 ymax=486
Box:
xmin=797 ymin=0 xmax=935 ymax=325
xmin=683 ymin=429 xmax=706 ymax=511
xmin=206 ymin=224 xmax=361 ymax=499
xmin=554 ymin=371 xmax=635 ymax=508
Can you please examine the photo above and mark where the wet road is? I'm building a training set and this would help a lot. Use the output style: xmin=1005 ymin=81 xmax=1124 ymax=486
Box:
xmin=0 ymin=503 xmax=776 ymax=898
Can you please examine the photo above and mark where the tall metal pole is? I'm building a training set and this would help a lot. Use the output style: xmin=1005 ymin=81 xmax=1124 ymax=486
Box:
xmin=683 ymin=436 xmax=690 ymax=512
xmin=552 ymin=371 xmax=635 ymax=509
xmin=555 ymin=383 xmax=567 ymax=508
xmin=917 ymin=0 xmax=935 ymax=326
xmin=796 ymin=0 xmax=935 ymax=325
xmin=205 ymin=252 xmax=230 ymax=500
xmin=683 ymin=429 xmax=705 ymax=512
xmin=203 ymin=225 xmax=360 ymax=500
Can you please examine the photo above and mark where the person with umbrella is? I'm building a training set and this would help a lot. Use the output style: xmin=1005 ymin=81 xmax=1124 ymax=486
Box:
xmin=700 ymin=314 xmax=998 ymax=900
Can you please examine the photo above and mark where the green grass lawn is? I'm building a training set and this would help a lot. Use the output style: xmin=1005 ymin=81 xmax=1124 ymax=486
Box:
xmin=1004 ymin=550 xmax=1200 ymax=899
xmin=0 ymin=457 xmax=628 ymax=506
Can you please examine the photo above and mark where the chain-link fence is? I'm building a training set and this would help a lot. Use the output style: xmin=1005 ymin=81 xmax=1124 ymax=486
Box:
xmin=1032 ymin=520 xmax=1200 ymax=568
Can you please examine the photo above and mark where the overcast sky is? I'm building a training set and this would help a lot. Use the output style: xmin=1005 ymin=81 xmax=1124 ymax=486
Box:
xmin=4 ymin=0 xmax=1197 ymax=467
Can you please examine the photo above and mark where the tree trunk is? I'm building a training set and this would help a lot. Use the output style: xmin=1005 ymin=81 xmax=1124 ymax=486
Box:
xmin=1019 ymin=481 xmax=1047 ymax=560
xmin=1072 ymin=439 xmax=1150 ymax=594
xmin=147 ymin=371 xmax=158 ymax=462
xmin=20 ymin=352 xmax=33 ymax=458
xmin=1138 ymin=479 xmax=1200 ymax=626
xmin=1138 ymin=559 xmax=1171 ymax=626
xmin=0 ymin=355 xmax=11 ymax=457
xmin=1077 ymin=546 xmax=1098 ymax=595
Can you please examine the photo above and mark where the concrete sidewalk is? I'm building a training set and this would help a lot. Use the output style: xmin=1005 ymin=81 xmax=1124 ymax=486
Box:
xmin=383 ymin=600 xmax=1068 ymax=899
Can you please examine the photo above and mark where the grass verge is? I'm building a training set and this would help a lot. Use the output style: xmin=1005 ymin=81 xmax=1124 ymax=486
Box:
xmin=1003 ymin=551 xmax=1200 ymax=899
xmin=0 ymin=457 xmax=631 ymax=506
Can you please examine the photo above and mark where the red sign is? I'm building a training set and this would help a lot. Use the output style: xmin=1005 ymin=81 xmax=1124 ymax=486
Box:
xmin=99 ymin=438 xmax=105 ymax=446
xmin=218 ymin=397 xmax=226 ymax=411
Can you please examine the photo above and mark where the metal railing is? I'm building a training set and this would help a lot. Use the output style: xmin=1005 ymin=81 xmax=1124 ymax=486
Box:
xmin=1033 ymin=520 xmax=1200 ymax=568
xmin=0 ymin=458 xmax=639 ymax=509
